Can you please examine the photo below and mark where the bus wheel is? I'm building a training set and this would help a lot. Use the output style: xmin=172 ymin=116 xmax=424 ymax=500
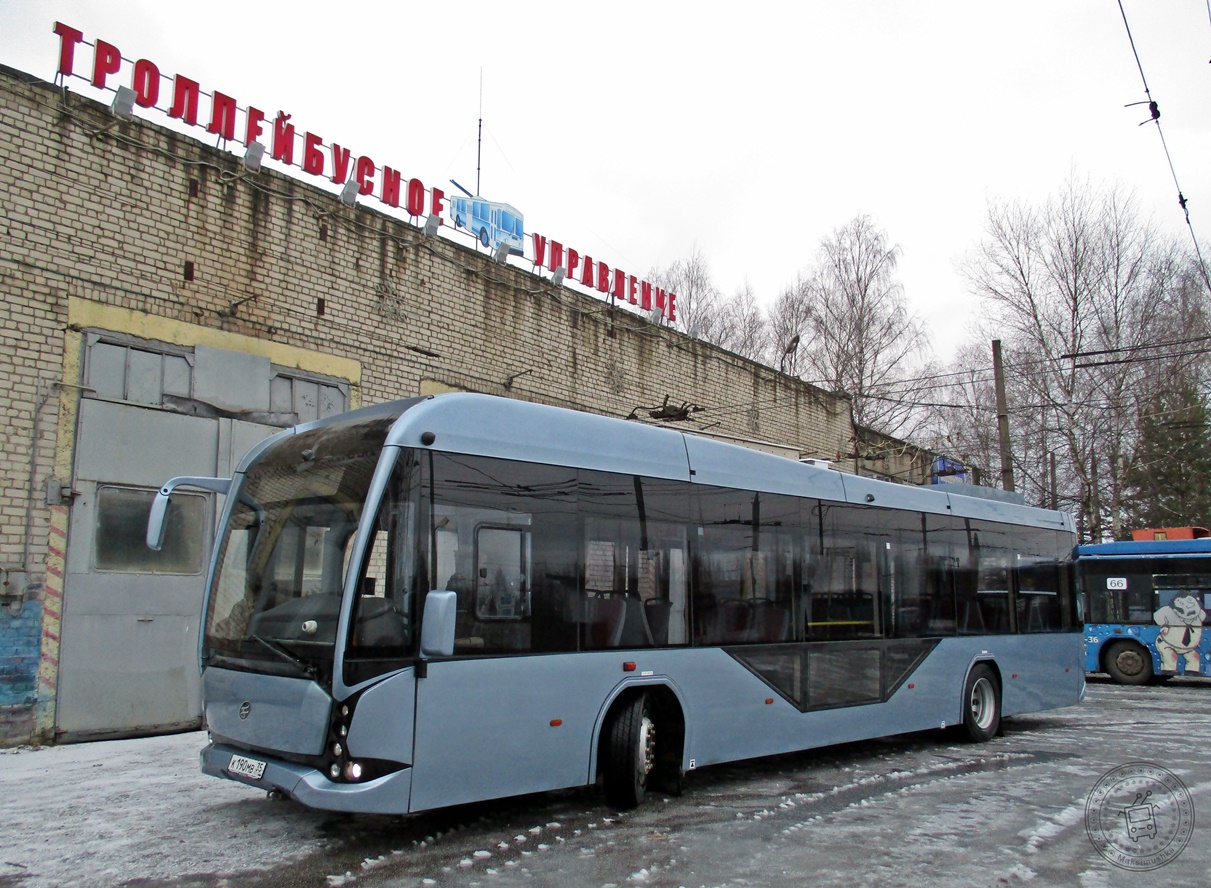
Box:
xmin=479 ymin=228 xmax=490 ymax=247
xmin=603 ymin=692 xmax=656 ymax=809
xmin=1104 ymin=641 xmax=1152 ymax=685
xmin=961 ymin=664 xmax=1001 ymax=743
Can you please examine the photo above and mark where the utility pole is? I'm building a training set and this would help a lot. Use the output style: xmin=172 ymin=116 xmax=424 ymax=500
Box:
xmin=1050 ymin=452 xmax=1058 ymax=511
xmin=992 ymin=339 xmax=1015 ymax=492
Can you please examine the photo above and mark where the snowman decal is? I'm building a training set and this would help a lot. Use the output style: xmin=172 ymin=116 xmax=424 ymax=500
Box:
xmin=1153 ymin=594 xmax=1206 ymax=675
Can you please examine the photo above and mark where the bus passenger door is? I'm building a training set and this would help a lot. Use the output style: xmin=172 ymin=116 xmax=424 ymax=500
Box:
xmin=409 ymin=522 xmax=592 ymax=811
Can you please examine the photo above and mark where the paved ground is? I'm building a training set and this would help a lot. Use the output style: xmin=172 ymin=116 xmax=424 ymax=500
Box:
xmin=2 ymin=678 xmax=1209 ymax=887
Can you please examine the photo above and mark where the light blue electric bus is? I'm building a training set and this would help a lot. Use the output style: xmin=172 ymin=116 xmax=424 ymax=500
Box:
xmin=149 ymin=394 xmax=1083 ymax=814
xmin=1079 ymin=538 xmax=1211 ymax=684
xmin=448 ymin=196 xmax=524 ymax=254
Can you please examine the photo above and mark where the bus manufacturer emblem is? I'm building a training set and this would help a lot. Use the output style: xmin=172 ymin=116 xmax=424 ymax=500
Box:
xmin=239 ymin=701 xmax=252 ymax=720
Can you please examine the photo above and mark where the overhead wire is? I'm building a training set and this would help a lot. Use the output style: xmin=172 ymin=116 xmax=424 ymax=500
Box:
xmin=1116 ymin=0 xmax=1211 ymax=292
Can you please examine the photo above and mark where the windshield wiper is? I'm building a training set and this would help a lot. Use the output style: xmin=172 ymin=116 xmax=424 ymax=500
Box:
xmin=249 ymin=634 xmax=317 ymax=679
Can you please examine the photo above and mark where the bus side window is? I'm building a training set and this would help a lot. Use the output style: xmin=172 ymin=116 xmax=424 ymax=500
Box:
xmin=578 ymin=473 xmax=690 ymax=650
xmin=429 ymin=452 xmax=578 ymax=655
xmin=475 ymin=527 xmax=529 ymax=619
xmin=694 ymin=488 xmax=796 ymax=645
xmin=1126 ymin=574 xmax=1153 ymax=623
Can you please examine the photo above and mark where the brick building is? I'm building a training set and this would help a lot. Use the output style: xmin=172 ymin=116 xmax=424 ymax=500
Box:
xmin=0 ymin=63 xmax=939 ymax=747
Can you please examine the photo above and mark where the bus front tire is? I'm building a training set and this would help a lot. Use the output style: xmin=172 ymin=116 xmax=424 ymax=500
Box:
xmin=961 ymin=664 xmax=1001 ymax=743
xmin=603 ymin=692 xmax=656 ymax=809
xmin=1104 ymin=641 xmax=1153 ymax=685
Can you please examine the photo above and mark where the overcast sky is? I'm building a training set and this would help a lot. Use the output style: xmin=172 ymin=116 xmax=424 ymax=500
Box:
xmin=3 ymin=1 xmax=1209 ymax=361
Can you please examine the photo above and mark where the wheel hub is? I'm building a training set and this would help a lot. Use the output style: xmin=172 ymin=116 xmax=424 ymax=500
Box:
xmin=638 ymin=715 xmax=656 ymax=777
xmin=1117 ymin=649 xmax=1144 ymax=675
xmin=970 ymin=677 xmax=995 ymax=731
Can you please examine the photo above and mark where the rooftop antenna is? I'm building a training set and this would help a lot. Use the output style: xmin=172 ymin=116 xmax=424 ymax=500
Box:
xmin=476 ymin=68 xmax=483 ymax=196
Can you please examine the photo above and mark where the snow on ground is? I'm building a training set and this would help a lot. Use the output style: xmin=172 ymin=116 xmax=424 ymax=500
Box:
xmin=3 ymin=683 xmax=1211 ymax=887
xmin=0 ymin=731 xmax=329 ymax=887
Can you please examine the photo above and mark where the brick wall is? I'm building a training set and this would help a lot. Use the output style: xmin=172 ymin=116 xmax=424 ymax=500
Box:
xmin=0 ymin=599 xmax=41 ymax=743
xmin=0 ymin=65 xmax=860 ymax=745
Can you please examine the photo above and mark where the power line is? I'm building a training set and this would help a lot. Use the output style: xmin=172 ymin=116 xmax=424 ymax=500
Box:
xmin=1116 ymin=0 xmax=1211 ymax=292
xmin=1059 ymin=333 xmax=1211 ymax=361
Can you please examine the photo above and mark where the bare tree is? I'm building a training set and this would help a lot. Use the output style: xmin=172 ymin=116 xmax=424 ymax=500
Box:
xmin=954 ymin=176 xmax=1198 ymax=538
xmin=648 ymin=246 xmax=721 ymax=341
xmin=769 ymin=274 xmax=813 ymax=376
xmin=917 ymin=343 xmax=1001 ymax=484
xmin=782 ymin=216 xmax=932 ymax=436
xmin=712 ymin=282 xmax=771 ymax=362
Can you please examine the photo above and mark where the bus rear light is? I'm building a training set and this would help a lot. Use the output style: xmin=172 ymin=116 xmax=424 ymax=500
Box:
xmin=338 ymin=724 xmax=348 ymax=738
xmin=344 ymin=761 xmax=363 ymax=781
xmin=550 ymin=719 xmax=562 ymax=727
xmin=764 ymin=698 xmax=774 ymax=705
xmin=332 ymin=742 xmax=343 ymax=758
xmin=908 ymin=683 xmax=915 ymax=689
xmin=329 ymin=763 xmax=341 ymax=780
xmin=623 ymin=662 xmax=637 ymax=672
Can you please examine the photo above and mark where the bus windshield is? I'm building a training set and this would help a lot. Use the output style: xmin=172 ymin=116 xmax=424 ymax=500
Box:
xmin=203 ymin=416 xmax=396 ymax=675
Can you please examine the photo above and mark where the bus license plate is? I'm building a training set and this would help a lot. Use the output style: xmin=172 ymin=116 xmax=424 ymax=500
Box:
xmin=228 ymin=754 xmax=266 ymax=780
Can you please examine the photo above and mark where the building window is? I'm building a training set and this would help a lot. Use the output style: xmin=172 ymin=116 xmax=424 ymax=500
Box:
xmin=84 ymin=334 xmax=348 ymax=425
xmin=94 ymin=486 xmax=208 ymax=574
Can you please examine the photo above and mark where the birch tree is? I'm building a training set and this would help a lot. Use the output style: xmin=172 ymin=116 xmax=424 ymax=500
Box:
xmin=778 ymin=216 xmax=931 ymax=436
xmin=955 ymin=176 xmax=1200 ymax=538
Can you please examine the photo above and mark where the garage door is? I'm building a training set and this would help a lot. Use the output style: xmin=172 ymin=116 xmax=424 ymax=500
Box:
xmin=55 ymin=337 xmax=348 ymax=740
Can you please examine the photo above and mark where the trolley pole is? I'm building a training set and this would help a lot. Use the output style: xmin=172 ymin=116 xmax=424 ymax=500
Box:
xmin=992 ymin=339 xmax=1015 ymax=493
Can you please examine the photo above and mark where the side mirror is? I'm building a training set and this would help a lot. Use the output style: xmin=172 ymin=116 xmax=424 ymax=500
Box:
xmin=419 ymin=590 xmax=457 ymax=658
xmin=146 ymin=476 xmax=232 ymax=550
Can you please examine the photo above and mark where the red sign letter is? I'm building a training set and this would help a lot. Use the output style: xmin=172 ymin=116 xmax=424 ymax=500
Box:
xmin=245 ymin=107 xmax=265 ymax=146
xmin=381 ymin=167 xmax=402 ymax=207
xmin=596 ymin=261 xmax=611 ymax=295
xmin=531 ymin=233 xmax=547 ymax=268
xmin=355 ymin=156 xmax=375 ymax=194
xmin=430 ymin=187 xmax=445 ymax=222
xmin=271 ymin=113 xmax=296 ymax=165
xmin=168 ymin=75 xmax=201 ymax=126
xmin=53 ymin=23 xmax=84 ymax=78
xmin=91 ymin=40 xmax=122 ymax=89
xmin=580 ymin=256 xmax=595 ymax=287
xmin=208 ymin=92 xmax=238 ymax=142
xmin=405 ymin=178 xmax=426 ymax=216
xmin=566 ymin=247 xmax=580 ymax=279
xmin=330 ymin=144 xmax=352 ymax=184
xmin=303 ymin=132 xmax=326 ymax=175
xmin=132 ymin=59 xmax=160 ymax=107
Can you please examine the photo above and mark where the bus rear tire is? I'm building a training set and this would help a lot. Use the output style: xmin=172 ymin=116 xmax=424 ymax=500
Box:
xmin=961 ymin=664 xmax=1001 ymax=743
xmin=1104 ymin=641 xmax=1152 ymax=685
xmin=603 ymin=692 xmax=656 ymax=809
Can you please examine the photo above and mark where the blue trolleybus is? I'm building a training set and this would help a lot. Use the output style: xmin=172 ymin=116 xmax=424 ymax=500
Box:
xmin=1079 ymin=538 xmax=1211 ymax=684
xmin=149 ymin=394 xmax=1083 ymax=814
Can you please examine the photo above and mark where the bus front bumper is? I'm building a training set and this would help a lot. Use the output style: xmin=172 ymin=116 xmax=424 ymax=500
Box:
xmin=201 ymin=741 xmax=413 ymax=814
